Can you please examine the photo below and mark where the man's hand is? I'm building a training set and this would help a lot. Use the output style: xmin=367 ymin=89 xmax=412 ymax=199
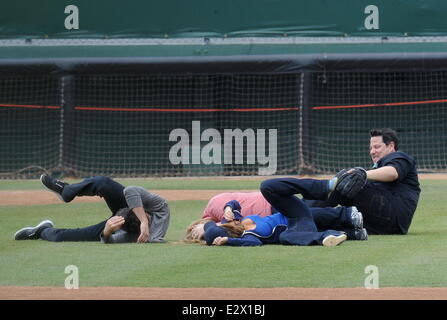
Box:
xmin=212 ymin=236 xmax=228 ymax=246
xmin=103 ymin=216 xmax=125 ymax=239
xmin=138 ymin=222 xmax=150 ymax=243
xmin=335 ymin=167 xmax=367 ymax=199
xmin=132 ymin=206 xmax=150 ymax=243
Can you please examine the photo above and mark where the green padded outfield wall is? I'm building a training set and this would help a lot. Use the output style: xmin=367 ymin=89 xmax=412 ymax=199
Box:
xmin=1 ymin=0 xmax=447 ymax=39
xmin=2 ymin=1 xmax=447 ymax=178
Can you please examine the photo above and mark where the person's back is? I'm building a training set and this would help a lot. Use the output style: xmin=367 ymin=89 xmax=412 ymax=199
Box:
xmin=244 ymin=214 xmax=288 ymax=238
xmin=202 ymin=192 xmax=272 ymax=221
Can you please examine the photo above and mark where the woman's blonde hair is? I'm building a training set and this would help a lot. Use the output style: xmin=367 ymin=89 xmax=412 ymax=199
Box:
xmin=183 ymin=218 xmax=214 ymax=244
xmin=184 ymin=218 xmax=246 ymax=244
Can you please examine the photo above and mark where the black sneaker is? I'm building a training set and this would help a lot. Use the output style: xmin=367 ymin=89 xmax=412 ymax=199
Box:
xmin=354 ymin=228 xmax=368 ymax=241
xmin=14 ymin=220 xmax=54 ymax=240
xmin=40 ymin=174 xmax=68 ymax=202
xmin=350 ymin=206 xmax=364 ymax=229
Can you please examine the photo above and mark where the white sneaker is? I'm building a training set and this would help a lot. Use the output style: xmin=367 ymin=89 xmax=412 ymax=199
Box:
xmin=322 ymin=234 xmax=347 ymax=247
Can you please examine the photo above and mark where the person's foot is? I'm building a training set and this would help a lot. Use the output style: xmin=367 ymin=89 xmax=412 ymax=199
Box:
xmin=322 ymin=233 xmax=347 ymax=247
xmin=354 ymin=228 xmax=368 ymax=241
xmin=40 ymin=174 xmax=68 ymax=202
xmin=14 ymin=220 xmax=54 ymax=240
xmin=350 ymin=206 xmax=364 ymax=229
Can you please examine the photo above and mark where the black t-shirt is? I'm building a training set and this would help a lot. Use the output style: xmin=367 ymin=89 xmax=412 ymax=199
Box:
xmin=375 ymin=151 xmax=421 ymax=231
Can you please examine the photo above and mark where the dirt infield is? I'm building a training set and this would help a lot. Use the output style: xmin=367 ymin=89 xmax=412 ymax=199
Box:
xmin=1 ymin=286 xmax=447 ymax=300
xmin=0 ymin=189 xmax=230 ymax=206
xmin=1 ymin=173 xmax=446 ymax=206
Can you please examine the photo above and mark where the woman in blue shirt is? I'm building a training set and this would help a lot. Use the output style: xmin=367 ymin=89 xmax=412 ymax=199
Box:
xmin=203 ymin=200 xmax=348 ymax=247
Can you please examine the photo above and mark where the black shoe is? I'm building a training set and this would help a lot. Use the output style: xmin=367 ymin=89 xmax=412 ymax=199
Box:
xmin=354 ymin=228 xmax=368 ymax=241
xmin=350 ymin=206 xmax=364 ymax=229
xmin=40 ymin=174 xmax=68 ymax=202
xmin=14 ymin=220 xmax=54 ymax=240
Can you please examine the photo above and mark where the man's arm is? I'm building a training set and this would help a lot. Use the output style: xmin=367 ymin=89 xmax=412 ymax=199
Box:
xmin=367 ymin=165 xmax=399 ymax=182
xmin=132 ymin=206 xmax=150 ymax=243
xmin=101 ymin=216 xmax=137 ymax=244
xmin=102 ymin=216 xmax=125 ymax=239
xmin=124 ymin=186 xmax=170 ymax=243
xmin=123 ymin=186 xmax=151 ymax=243
xmin=102 ymin=230 xmax=137 ymax=244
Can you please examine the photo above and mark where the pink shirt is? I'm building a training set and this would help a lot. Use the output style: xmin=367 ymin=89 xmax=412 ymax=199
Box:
xmin=202 ymin=192 xmax=273 ymax=222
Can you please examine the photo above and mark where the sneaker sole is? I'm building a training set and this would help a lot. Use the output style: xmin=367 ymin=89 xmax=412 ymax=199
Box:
xmin=323 ymin=234 xmax=347 ymax=247
xmin=40 ymin=174 xmax=66 ymax=202
xmin=14 ymin=219 xmax=54 ymax=240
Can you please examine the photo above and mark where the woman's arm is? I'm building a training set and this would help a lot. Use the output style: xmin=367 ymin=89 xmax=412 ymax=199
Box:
xmin=214 ymin=234 xmax=263 ymax=246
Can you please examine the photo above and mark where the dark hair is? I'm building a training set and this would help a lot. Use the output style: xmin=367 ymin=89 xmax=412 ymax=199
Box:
xmin=115 ymin=208 xmax=142 ymax=234
xmin=370 ymin=128 xmax=399 ymax=151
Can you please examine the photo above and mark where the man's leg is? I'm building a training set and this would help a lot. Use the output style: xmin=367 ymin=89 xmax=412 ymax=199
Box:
xmin=348 ymin=182 xmax=400 ymax=234
xmin=279 ymin=229 xmax=347 ymax=246
xmin=260 ymin=178 xmax=364 ymax=241
xmin=311 ymin=206 xmax=368 ymax=240
xmin=61 ymin=177 xmax=127 ymax=214
xmin=40 ymin=221 xmax=107 ymax=242
xmin=310 ymin=206 xmax=352 ymax=230
xmin=303 ymin=199 xmax=337 ymax=208
xmin=260 ymin=178 xmax=326 ymax=232
xmin=303 ymin=176 xmax=401 ymax=234
xmin=261 ymin=178 xmax=331 ymax=201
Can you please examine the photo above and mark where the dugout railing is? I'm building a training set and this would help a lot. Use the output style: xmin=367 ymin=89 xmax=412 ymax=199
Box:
xmin=1 ymin=53 xmax=447 ymax=178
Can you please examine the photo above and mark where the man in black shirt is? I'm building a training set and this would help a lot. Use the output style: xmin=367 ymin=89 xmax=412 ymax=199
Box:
xmin=260 ymin=128 xmax=421 ymax=235
xmin=351 ymin=128 xmax=420 ymax=234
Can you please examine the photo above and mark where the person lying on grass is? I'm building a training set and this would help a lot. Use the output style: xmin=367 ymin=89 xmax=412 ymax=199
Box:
xmin=14 ymin=208 xmax=151 ymax=244
xmin=14 ymin=175 xmax=170 ymax=243
xmin=201 ymin=191 xmax=273 ymax=222
xmin=185 ymin=197 xmax=368 ymax=245
xmin=203 ymin=201 xmax=347 ymax=247
xmin=184 ymin=191 xmax=274 ymax=243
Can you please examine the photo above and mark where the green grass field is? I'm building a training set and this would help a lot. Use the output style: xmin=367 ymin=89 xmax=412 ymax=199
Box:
xmin=1 ymin=178 xmax=446 ymax=288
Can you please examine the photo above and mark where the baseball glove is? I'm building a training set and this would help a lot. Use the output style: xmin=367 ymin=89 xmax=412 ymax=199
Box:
xmin=335 ymin=167 xmax=367 ymax=199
